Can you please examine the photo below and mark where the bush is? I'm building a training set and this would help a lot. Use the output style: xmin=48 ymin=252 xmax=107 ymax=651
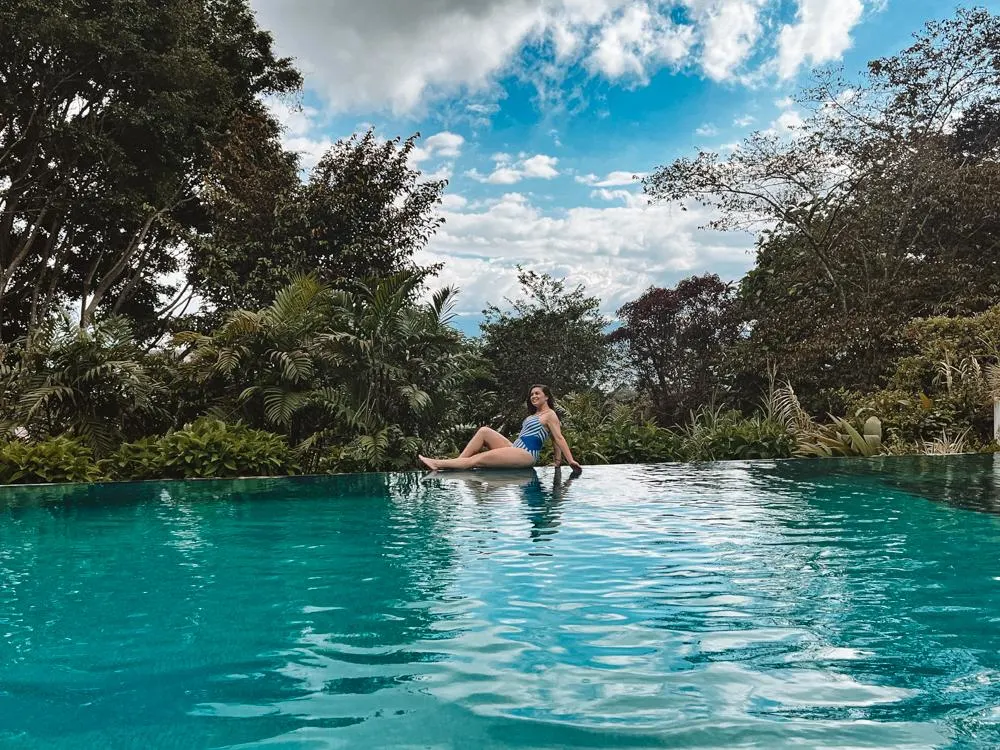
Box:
xmin=0 ymin=437 xmax=102 ymax=484
xmin=318 ymin=425 xmax=422 ymax=473
xmin=550 ymin=390 xmax=683 ymax=465
xmin=155 ymin=418 xmax=299 ymax=479
xmin=680 ymin=408 xmax=796 ymax=461
xmin=99 ymin=437 xmax=166 ymax=481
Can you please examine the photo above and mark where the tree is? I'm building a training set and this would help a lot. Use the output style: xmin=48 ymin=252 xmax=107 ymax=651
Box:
xmin=0 ymin=315 xmax=167 ymax=454
xmin=478 ymin=269 xmax=611 ymax=426
xmin=190 ymin=130 xmax=447 ymax=312
xmin=646 ymin=8 xmax=1000 ymax=399
xmin=610 ymin=274 xmax=740 ymax=426
xmin=176 ymin=272 xmax=482 ymax=467
xmin=0 ymin=0 xmax=301 ymax=340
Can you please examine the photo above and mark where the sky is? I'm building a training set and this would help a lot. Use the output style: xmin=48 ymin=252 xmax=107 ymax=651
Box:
xmin=247 ymin=0 xmax=991 ymax=335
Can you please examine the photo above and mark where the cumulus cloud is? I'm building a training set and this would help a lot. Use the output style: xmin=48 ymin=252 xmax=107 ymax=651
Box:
xmin=467 ymin=153 xmax=560 ymax=184
xmin=419 ymin=191 xmax=754 ymax=321
xmin=777 ymin=0 xmax=865 ymax=79
xmin=250 ymin=0 xmax=873 ymax=114
xmin=587 ymin=2 xmax=695 ymax=80
xmin=688 ymin=0 xmax=766 ymax=81
xmin=409 ymin=131 xmax=466 ymax=165
xmin=695 ymin=123 xmax=719 ymax=137
xmin=575 ymin=170 xmax=645 ymax=186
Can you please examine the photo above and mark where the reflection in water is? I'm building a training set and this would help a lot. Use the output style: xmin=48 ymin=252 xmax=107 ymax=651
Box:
xmin=425 ymin=467 xmax=580 ymax=544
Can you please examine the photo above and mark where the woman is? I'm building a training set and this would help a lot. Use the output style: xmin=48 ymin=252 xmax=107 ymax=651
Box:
xmin=418 ymin=384 xmax=583 ymax=473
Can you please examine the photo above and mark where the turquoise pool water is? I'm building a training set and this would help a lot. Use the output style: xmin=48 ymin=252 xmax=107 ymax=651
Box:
xmin=2 ymin=456 xmax=1000 ymax=748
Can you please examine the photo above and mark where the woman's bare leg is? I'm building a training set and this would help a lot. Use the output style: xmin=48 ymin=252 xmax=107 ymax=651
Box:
xmin=458 ymin=426 xmax=513 ymax=458
xmin=422 ymin=446 xmax=535 ymax=471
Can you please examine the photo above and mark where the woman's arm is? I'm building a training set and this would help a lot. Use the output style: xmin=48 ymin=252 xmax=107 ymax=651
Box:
xmin=545 ymin=413 xmax=581 ymax=472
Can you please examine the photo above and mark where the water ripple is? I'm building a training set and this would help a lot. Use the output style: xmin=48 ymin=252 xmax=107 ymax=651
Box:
xmin=3 ymin=458 xmax=1000 ymax=747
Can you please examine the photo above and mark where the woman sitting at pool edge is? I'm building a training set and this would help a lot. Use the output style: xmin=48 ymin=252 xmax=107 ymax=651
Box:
xmin=418 ymin=385 xmax=582 ymax=473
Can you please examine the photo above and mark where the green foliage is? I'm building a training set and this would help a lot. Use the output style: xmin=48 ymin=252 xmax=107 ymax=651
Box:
xmin=769 ymin=383 xmax=886 ymax=458
xmin=649 ymin=9 xmax=1000 ymax=408
xmin=479 ymin=270 xmax=612 ymax=428
xmin=149 ymin=418 xmax=297 ymax=480
xmin=319 ymin=426 xmax=423 ymax=474
xmin=177 ymin=272 xmax=482 ymax=464
xmin=850 ymin=307 xmax=1000 ymax=447
xmin=679 ymin=406 xmax=796 ymax=461
xmin=192 ymin=129 xmax=445 ymax=311
xmin=794 ymin=416 xmax=884 ymax=458
xmin=0 ymin=315 xmax=167 ymax=454
xmin=99 ymin=437 xmax=168 ymax=482
xmin=548 ymin=391 xmax=682 ymax=464
xmin=1 ymin=0 xmax=301 ymax=339
xmin=0 ymin=437 xmax=101 ymax=484
xmin=611 ymin=274 xmax=741 ymax=426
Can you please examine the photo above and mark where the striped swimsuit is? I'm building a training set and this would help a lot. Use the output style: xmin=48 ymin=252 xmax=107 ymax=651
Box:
xmin=512 ymin=413 xmax=549 ymax=463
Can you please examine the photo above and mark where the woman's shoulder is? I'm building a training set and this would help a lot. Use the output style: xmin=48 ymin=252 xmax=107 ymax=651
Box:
xmin=537 ymin=409 xmax=559 ymax=425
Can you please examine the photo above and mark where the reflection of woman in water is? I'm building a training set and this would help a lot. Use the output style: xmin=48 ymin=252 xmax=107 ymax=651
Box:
xmin=419 ymin=385 xmax=582 ymax=473
xmin=433 ymin=467 xmax=579 ymax=542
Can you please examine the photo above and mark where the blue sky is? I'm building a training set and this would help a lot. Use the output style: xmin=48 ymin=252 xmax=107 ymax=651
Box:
xmin=249 ymin=0 xmax=992 ymax=335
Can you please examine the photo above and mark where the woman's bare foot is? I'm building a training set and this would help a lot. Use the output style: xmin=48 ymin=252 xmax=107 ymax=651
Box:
xmin=418 ymin=455 xmax=438 ymax=471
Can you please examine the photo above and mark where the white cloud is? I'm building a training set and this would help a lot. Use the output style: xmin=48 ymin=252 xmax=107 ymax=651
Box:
xmin=468 ymin=153 xmax=560 ymax=184
xmin=440 ymin=193 xmax=469 ymax=210
xmin=764 ymin=108 xmax=804 ymax=137
xmin=695 ymin=123 xmax=719 ymax=137
xmin=590 ymin=188 xmax=649 ymax=207
xmin=250 ymin=0 xmax=869 ymax=114
xmin=734 ymin=114 xmax=755 ymax=127
xmin=575 ymin=170 xmax=644 ymax=187
xmin=409 ymin=131 xmax=466 ymax=165
xmin=419 ymin=191 xmax=754 ymax=320
xmin=687 ymin=0 xmax=765 ymax=81
xmin=587 ymin=2 xmax=695 ymax=81
xmin=776 ymin=0 xmax=865 ymax=79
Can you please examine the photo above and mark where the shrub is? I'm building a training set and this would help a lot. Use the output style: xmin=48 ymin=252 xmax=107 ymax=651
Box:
xmin=680 ymin=407 xmax=796 ymax=461
xmin=0 ymin=437 xmax=102 ymax=484
xmin=319 ymin=426 xmax=422 ymax=473
xmin=99 ymin=437 xmax=166 ymax=481
xmin=151 ymin=418 xmax=298 ymax=479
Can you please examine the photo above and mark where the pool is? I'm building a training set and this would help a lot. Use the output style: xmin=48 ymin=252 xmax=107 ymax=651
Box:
xmin=2 ymin=456 xmax=1000 ymax=748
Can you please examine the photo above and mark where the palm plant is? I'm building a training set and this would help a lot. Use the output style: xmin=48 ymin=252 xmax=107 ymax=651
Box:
xmin=176 ymin=272 xmax=483 ymax=470
xmin=0 ymin=314 xmax=166 ymax=454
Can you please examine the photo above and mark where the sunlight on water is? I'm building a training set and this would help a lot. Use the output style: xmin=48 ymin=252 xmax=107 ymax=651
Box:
xmin=3 ymin=455 xmax=1000 ymax=747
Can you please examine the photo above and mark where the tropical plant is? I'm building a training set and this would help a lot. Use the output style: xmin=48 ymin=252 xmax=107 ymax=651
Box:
xmin=479 ymin=269 xmax=612 ymax=428
xmin=0 ymin=314 xmax=167 ymax=454
xmin=678 ymin=405 xmax=795 ymax=461
xmin=177 ymin=272 xmax=483 ymax=469
xmin=544 ymin=390 xmax=683 ymax=465
xmin=770 ymin=382 xmax=885 ymax=458
xmin=0 ymin=436 xmax=101 ymax=484
xmin=155 ymin=418 xmax=298 ymax=479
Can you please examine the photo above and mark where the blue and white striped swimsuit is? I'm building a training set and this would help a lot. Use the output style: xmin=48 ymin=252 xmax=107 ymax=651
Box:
xmin=512 ymin=414 xmax=549 ymax=462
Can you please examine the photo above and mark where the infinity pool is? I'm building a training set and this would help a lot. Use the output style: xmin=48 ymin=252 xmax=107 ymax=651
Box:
xmin=3 ymin=456 xmax=1000 ymax=748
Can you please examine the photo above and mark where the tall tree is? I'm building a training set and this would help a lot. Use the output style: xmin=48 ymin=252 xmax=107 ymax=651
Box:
xmin=190 ymin=130 xmax=447 ymax=312
xmin=0 ymin=0 xmax=301 ymax=340
xmin=610 ymin=274 xmax=740 ymax=426
xmin=646 ymin=8 xmax=1000 ymax=399
xmin=478 ymin=269 xmax=611 ymax=426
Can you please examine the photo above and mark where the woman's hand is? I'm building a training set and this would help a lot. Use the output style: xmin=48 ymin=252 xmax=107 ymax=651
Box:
xmin=568 ymin=459 xmax=582 ymax=474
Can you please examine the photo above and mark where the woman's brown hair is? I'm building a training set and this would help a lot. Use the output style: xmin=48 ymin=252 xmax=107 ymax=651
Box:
xmin=526 ymin=384 xmax=555 ymax=413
